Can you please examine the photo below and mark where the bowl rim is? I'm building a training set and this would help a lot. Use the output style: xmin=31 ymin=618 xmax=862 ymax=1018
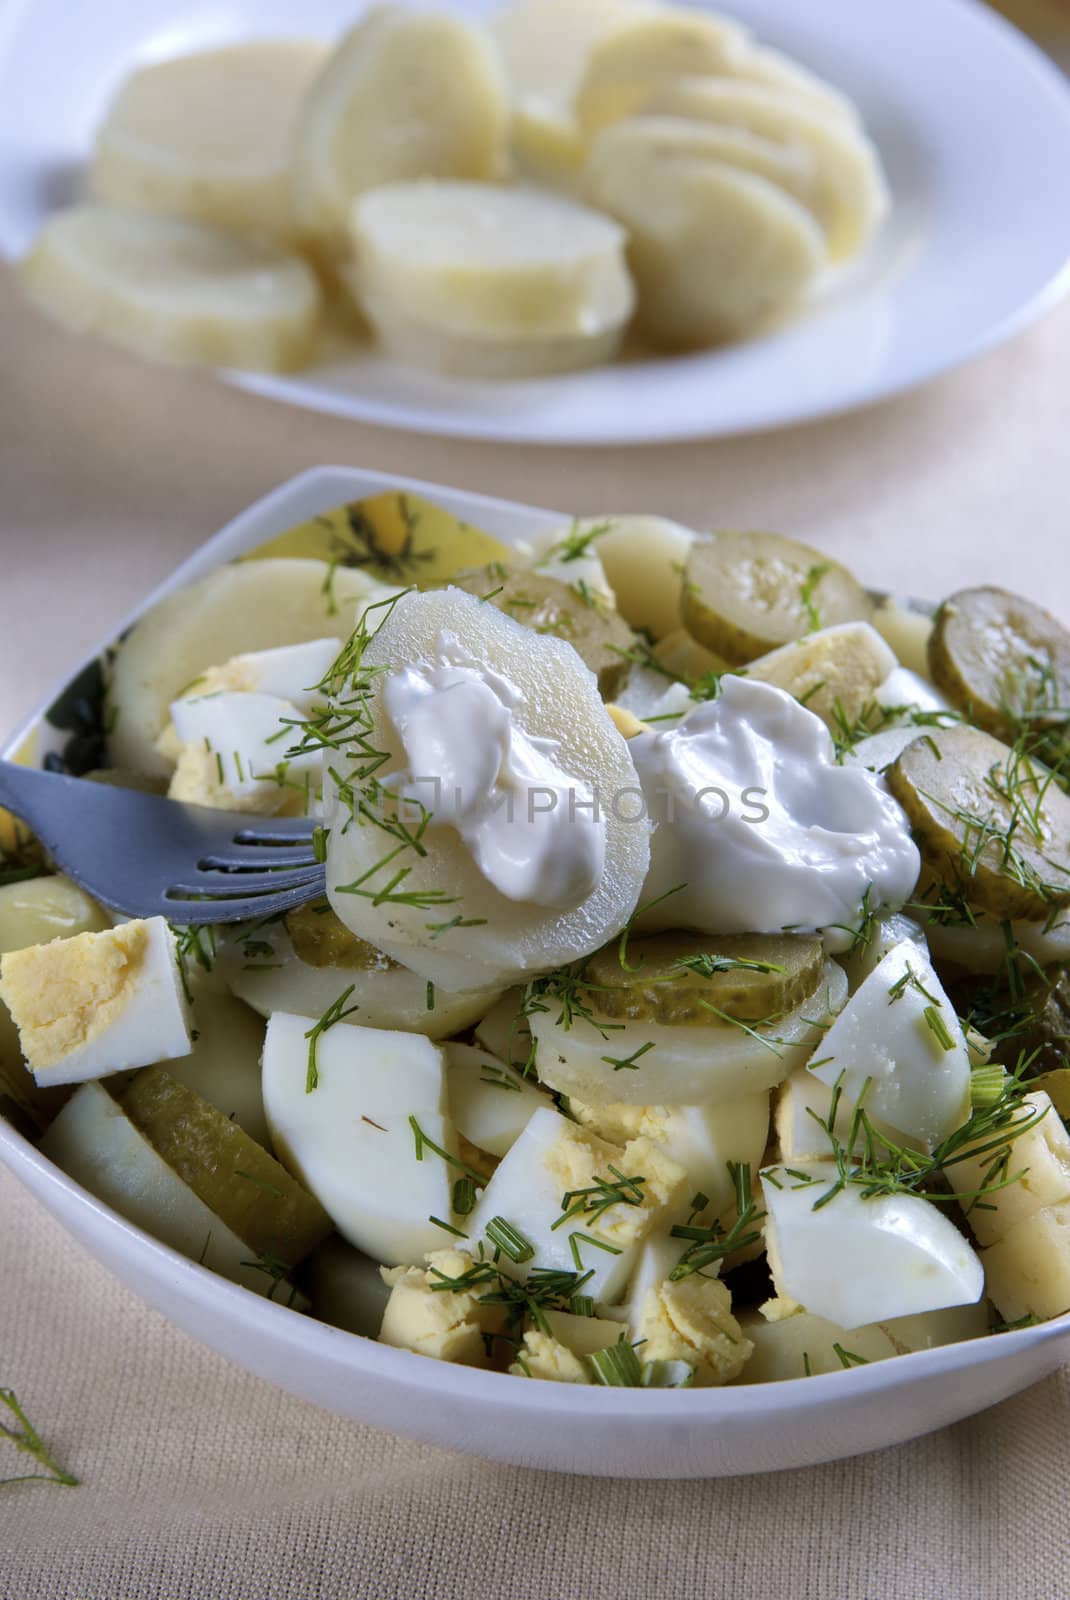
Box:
xmin=2 ymin=462 xmax=1068 ymax=1424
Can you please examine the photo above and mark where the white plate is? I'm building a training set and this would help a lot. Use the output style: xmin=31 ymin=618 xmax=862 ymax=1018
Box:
xmin=3 ymin=465 xmax=1070 ymax=1478
xmin=3 ymin=0 xmax=1070 ymax=443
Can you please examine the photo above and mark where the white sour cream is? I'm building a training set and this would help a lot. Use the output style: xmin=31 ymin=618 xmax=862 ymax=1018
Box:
xmin=382 ymin=631 xmax=605 ymax=909
xmin=629 ymin=676 xmax=920 ymax=946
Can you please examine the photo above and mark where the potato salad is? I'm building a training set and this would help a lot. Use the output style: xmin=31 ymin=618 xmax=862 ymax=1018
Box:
xmin=16 ymin=0 xmax=887 ymax=377
xmin=4 ymin=495 xmax=1070 ymax=1389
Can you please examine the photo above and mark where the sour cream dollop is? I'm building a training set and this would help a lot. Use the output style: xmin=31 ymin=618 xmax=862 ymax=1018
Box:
xmin=629 ymin=676 xmax=920 ymax=945
xmin=382 ymin=632 xmax=605 ymax=910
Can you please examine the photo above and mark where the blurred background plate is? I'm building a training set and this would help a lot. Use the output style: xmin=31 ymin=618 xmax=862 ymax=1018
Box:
xmin=2 ymin=0 xmax=1070 ymax=444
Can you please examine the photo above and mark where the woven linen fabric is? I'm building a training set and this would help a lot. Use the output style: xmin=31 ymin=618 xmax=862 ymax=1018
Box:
xmin=3 ymin=266 xmax=1070 ymax=1600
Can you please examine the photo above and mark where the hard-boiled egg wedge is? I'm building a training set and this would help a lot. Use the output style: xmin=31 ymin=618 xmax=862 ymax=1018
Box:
xmin=463 ymin=1105 xmax=689 ymax=1303
xmin=167 ymin=691 xmax=320 ymax=813
xmin=379 ymin=1248 xmax=508 ymax=1366
xmin=529 ymin=960 xmax=847 ymax=1107
xmin=90 ymin=41 xmax=327 ymax=235
xmin=322 ymin=587 xmax=650 ymax=992
xmin=761 ymin=1162 xmax=984 ymax=1328
xmin=583 ymin=125 xmax=825 ymax=346
xmin=945 ymin=1091 xmax=1070 ymax=1248
xmin=0 ymin=917 xmax=191 ymax=1088
xmin=227 ymin=906 xmax=502 ymax=1042
xmin=575 ymin=6 xmax=752 ymax=134
xmin=109 ymin=558 xmax=390 ymax=777
xmin=40 ymin=1083 xmax=305 ymax=1297
xmin=444 ymin=1043 xmax=547 ymax=1158
xmin=569 ymin=1092 xmax=770 ymax=1218
xmin=261 ymin=1011 xmax=455 ymax=1265
xmin=19 ymin=206 xmax=322 ymax=372
xmin=629 ymin=1270 xmax=752 ymax=1385
xmin=641 ymin=77 xmax=888 ymax=261
xmin=347 ymin=182 xmax=635 ymax=378
xmin=806 ymin=940 xmax=972 ymax=1153
xmin=291 ymin=6 xmax=508 ymax=253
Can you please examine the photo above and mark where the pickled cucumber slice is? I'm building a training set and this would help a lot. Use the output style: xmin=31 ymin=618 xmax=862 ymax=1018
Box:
xmin=584 ymin=931 xmax=824 ymax=1024
xmin=19 ymin=206 xmax=322 ymax=373
xmin=119 ymin=1065 xmax=331 ymax=1267
xmin=452 ymin=567 xmax=637 ymax=698
xmin=40 ymin=1082 xmax=306 ymax=1297
xmin=928 ymin=587 xmax=1070 ymax=742
xmin=682 ymin=531 xmax=872 ymax=665
xmin=745 ymin=621 xmax=897 ymax=730
xmin=285 ymin=902 xmax=381 ymax=969
xmin=887 ymin=725 xmax=1070 ymax=920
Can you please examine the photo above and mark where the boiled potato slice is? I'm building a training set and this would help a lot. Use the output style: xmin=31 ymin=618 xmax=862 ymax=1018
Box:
xmin=19 ymin=205 xmax=321 ymax=372
xmin=583 ymin=130 xmax=824 ymax=347
xmin=682 ymin=531 xmax=872 ymax=664
xmin=348 ymin=182 xmax=635 ymax=378
xmin=530 ymin=960 xmax=847 ymax=1107
xmin=508 ymin=103 xmax=587 ymax=192
xmin=728 ymin=46 xmax=859 ymax=126
xmin=323 ymin=587 xmax=650 ymax=992
xmin=579 ymin=515 xmax=699 ymax=641
xmin=886 ymin=725 xmax=1070 ymax=920
xmin=451 ymin=566 xmax=636 ymax=697
xmin=109 ymin=558 xmax=390 ymax=776
xmin=872 ymin=597 xmax=936 ymax=679
xmin=652 ymin=628 xmax=727 ymax=684
xmin=90 ymin=41 xmax=326 ymax=235
xmin=291 ymin=6 xmax=507 ymax=251
xmin=745 ymin=621 xmax=897 ymax=730
xmin=642 ymin=78 xmax=888 ymax=260
xmin=225 ymin=907 xmax=501 ymax=1041
xmin=576 ymin=7 xmax=751 ymax=133
xmin=928 ymin=586 xmax=1070 ymax=742
xmin=119 ymin=1065 xmax=331 ymax=1268
xmin=489 ymin=0 xmax=645 ymax=114
xmin=0 ymin=874 xmax=110 ymax=955
xmin=306 ymin=1236 xmax=392 ymax=1339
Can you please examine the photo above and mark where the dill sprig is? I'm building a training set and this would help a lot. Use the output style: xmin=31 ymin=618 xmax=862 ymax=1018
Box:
xmin=800 ymin=563 xmax=830 ymax=633
xmin=304 ymin=984 xmax=360 ymax=1092
xmin=669 ymin=1162 xmax=765 ymax=1280
xmin=0 ymin=1390 xmax=79 ymax=1489
xmin=551 ymin=1165 xmax=648 ymax=1232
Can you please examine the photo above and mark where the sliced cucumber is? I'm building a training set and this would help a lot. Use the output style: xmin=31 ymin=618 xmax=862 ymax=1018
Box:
xmin=583 ymin=931 xmax=824 ymax=1024
xmin=886 ymin=725 xmax=1070 ymax=920
xmin=452 ymin=566 xmax=636 ymax=697
xmin=928 ymin=586 xmax=1070 ymax=742
xmin=682 ymin=531 xmax=872 ymax=665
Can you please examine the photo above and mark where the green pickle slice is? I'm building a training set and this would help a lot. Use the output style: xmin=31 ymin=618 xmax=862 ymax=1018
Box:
xmin=682 ymin=531 xmax=872 ymax=666
xmin=583 ymin=931 xmax=825 ymax=1025
xmin=451 ymin=566 xmax=637 ymax=697
xmin=928 ymin=586 xmax=1070 ymax=741
xmin=887 ymin=725 xmax=1070 ymax=920
xmin=119 ymin=1066 xmax=332 ymax=1267
xmin=286 ymin=902 xmax=399 ymax=970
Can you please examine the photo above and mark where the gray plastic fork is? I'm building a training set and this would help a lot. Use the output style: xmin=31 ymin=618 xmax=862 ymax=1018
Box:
xmin=0 ymin=760 xmax=326 ymax=924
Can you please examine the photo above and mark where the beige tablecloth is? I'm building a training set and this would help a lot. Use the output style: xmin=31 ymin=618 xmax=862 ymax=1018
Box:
xmin=3 ymin=263 xmax=1070 ymax=1599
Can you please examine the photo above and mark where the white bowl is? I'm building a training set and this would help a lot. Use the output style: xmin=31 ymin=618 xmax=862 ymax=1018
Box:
xmin=3 ymin=466 xmax=1068 ymax=1477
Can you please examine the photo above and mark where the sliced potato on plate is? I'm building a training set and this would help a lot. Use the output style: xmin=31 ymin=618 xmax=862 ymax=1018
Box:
xmin=291 ymin=6 xmax=508 ymax=251
xmin=19 ymin=205 xmax=321 ymax=372
xmin=348 ymin=181 xmax=635 ymax=378
xmin=90 ymin=41 xmax=327 ymax=235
